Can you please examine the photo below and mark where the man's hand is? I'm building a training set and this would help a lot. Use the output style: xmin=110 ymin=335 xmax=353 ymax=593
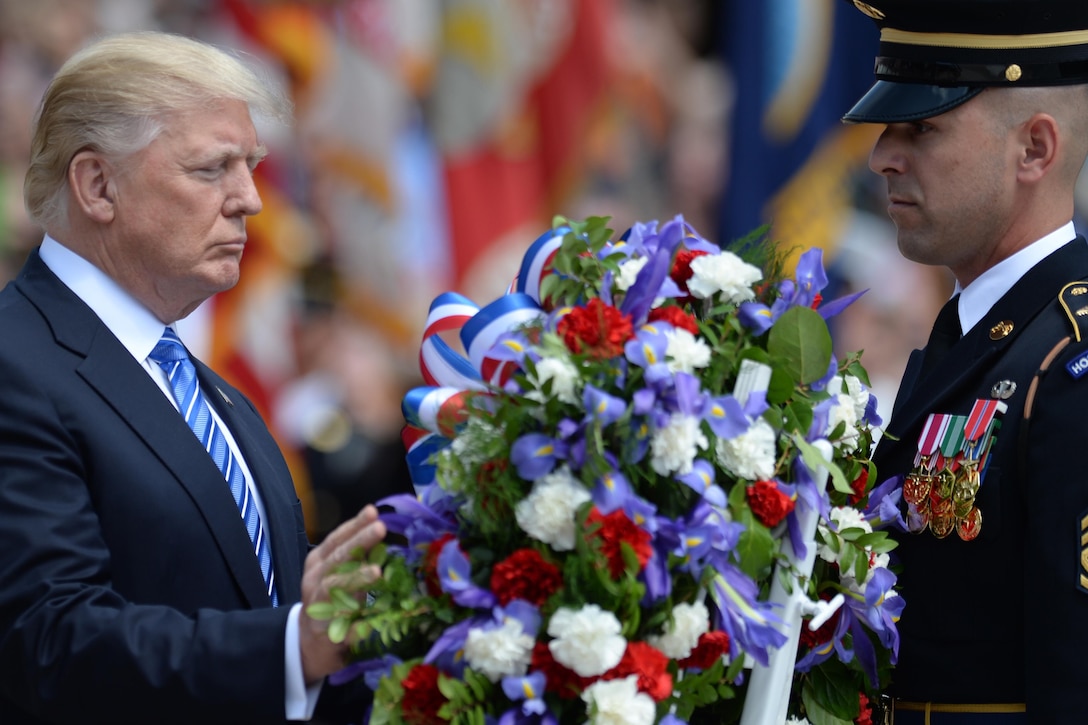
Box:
xmin=298 ymin=504 xmax=386 ymax=684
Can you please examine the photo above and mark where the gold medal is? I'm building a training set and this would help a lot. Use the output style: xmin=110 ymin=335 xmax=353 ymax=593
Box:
xmin=957 ymin=507 xmax=982 ymax=541
xmin=930 ymin=512 xmax=956 ymax=538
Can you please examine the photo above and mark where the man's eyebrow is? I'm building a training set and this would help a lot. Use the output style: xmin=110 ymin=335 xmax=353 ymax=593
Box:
xmin=249 ymin=144 xmax=269 ymax=167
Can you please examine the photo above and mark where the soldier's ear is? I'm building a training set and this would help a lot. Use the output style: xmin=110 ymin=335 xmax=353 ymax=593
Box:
xmin=1017 ymin=113 xmax=1059 ymax=184
xmin=68 ymin=150 xmax=116 ymax=223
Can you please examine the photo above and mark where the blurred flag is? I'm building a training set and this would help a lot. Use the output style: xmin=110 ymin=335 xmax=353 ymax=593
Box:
xmin=720 ymin=0 xmax=878 ymax=257
xmin=433 ymin=0 xmax=616 ymax=301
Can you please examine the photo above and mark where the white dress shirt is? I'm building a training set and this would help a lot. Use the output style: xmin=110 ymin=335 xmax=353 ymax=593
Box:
xmin=954 ymin=221 xmax=1079 ymax=334
xmin=38 ymin=235 xmax=319 ymax=720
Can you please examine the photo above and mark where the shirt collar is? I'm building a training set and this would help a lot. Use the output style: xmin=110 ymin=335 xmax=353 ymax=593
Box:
xmin=956 ymin=221 xmax=1077 ymax=334
xmin=38 ymin=235 xmax=171 ymax=361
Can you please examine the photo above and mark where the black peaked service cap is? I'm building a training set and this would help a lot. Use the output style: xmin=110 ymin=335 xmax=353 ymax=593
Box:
xmin=843 ymin=0 xmax=1088 ymax=124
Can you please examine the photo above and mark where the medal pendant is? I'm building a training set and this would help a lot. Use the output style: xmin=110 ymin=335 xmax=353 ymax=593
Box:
xmin=957 ymin=507 xmax=982 ymax=541
xmin=935 ymin=468 xmax=956 ymax=498
xmin=930 ymin=512 xmax=956 ymax=538
xmin=929 ymin=490 xmax=954 ymax=517
xmin=903 ymin=473 xmax=933 ymax=506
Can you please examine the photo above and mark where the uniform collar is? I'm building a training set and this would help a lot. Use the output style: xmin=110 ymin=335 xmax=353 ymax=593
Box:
xmin=956 ymin=222 xmax=1077 ymax=335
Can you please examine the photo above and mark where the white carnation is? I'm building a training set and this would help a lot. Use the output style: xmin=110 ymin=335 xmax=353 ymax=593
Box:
xmin=529 ymin=355 xmax=580 ymax=405
xmin=547 ymin=604 xmax=627 ymax=677
xmin=665 ymin=328 xmax=711 ymax=374
xmin=828 ymin=374 xmax=871 ymax=419
xmin=650 ymin=413 xmax=708 ymax=476
xmin=646 ymin=601 xmax=710 ymax=659
xmin=825 ymin=393 xmax=861 ymax=451
xmin=515 ymin=466 xmax=591 ymax=551
xmin=615 ymin=256 xmax=649 ymax=292
xmin=714 ymin=417 xmax=777 ymax=480
xmin=785 ymin=718 xmax=813 ymax=725
xmin=463 ymin=618 xmax=535 ymax=682
xmin=817 ymin=506 xmax=877 ymax=584
xmin=581 ymin=676 xmax=656 ymax=725
xmin=687 ymin=252 xmax=762 ymax=304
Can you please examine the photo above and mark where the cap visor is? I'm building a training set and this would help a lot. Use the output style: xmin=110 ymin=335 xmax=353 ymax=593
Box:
xmin=842 ymin=81 xmax=983 ymax=124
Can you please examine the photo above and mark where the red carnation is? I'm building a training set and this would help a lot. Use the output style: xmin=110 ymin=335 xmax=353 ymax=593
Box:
xmin=602 ymin=641 xmax=673 ymax=702
xmin=678 ymin=630 xmax=731 ymax=670
xmin=532 ymin=642 xmax=591 ymax=699
xmin=400 ymin=663 xmax=448 ymax=725
xmin=746 ymin=479 xmax=796 ymax=528
xmin=556 ymin=298 xmax=634 ymax=359
xmin=490 ymin=548 xmax=563 ymax=606
xmin=586 ymin=507 xmax=653 ymax=579
xmin=670 ymin=248 xmax=710 ymax=296
xmin=647 ymin=305 xmax=700 ymax=335
xmin=856 ymin=692 xmax=873 ymax=725
xmin=421 ymin=533 xmax=457 ymax=597
xmin=848 ymin=468 xmax=870 ymax=506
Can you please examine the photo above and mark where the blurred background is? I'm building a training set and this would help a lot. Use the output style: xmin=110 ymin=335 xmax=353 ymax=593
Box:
xmin=0 ymin=0 xmax=957 ymax=539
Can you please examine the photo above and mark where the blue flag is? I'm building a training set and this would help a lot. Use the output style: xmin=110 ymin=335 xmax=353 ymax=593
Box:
xmin=721 ymin=0 xmax=878 ymax=254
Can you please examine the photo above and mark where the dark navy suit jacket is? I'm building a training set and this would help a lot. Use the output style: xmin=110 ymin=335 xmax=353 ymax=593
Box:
xmin=873 ymin=238 xmax=1088 ymax=720
xmin=0 ymin=249 xmax=322 ymax=723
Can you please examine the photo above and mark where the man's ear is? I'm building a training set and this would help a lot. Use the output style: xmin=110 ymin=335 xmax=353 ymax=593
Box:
xmin=68 ymin=150 xmax=117 ymax=223
xmin=1018 ymin=113 xmax=1059 ymax=184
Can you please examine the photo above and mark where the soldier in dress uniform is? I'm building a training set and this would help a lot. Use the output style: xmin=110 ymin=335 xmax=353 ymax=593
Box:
xmin=843 ymin=1 xmax=1088 ymax=722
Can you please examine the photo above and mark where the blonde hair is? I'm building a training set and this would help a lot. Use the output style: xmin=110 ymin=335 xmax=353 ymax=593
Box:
xmin=24 ymin=31 xmax=291 ymax=229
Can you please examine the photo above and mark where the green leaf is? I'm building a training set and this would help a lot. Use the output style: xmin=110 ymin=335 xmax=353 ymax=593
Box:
xmin=327 ymin=616 xmax=350 ymax=644
xmin=793 ymin=434 xmax=853 ymax=494
xmin=805 ymin=659 xmax=862 ymax=720
xmin=330 ymin=587 xmax=361 ymax=612
xmin=305 ymin=601 xmax=337 ymax=621
xmin=767 ymin=306 xmax=833 ymax=385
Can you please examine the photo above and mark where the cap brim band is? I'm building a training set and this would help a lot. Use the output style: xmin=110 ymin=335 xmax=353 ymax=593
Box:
xmin=841 ymin=81 xmax=983 ymax=123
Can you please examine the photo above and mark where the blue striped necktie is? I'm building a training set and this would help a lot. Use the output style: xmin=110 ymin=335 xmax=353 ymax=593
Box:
xmin=149 ymin=328 xmax=278 ymax=606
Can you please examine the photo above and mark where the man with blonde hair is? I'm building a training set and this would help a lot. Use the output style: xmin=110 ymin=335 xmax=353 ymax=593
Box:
xmin=0 ymin=31 xmax=385 ymax=723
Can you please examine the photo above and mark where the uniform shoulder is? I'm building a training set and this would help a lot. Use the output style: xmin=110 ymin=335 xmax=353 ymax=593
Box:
xmin=1058 ymin=281 xmax=1088 ymax=343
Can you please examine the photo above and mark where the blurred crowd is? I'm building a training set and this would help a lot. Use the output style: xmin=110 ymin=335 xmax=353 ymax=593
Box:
xmin=0 ymin=0 xmax=739 ymax=539
xmin=0 ymin=0 xmax=948 ymax=538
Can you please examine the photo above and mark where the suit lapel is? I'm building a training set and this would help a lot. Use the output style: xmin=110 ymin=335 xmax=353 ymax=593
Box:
xmin=195 ymin=360 xmax=303 ymax=603
xmin=17 ymin=251 xmax=276 ymax=608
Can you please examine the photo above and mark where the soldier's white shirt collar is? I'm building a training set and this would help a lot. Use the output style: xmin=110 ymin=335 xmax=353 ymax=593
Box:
xmin=955 ymin=222 xmax=1077 ymax=335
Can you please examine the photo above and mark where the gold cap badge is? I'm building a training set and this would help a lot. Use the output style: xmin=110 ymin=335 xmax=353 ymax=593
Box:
xmin=990 ymin=320 xmax=1014 ymax=340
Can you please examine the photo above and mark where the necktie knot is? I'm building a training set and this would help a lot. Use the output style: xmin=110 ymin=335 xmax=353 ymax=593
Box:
xmin=149 ymin=328 xmax=188 ymax=366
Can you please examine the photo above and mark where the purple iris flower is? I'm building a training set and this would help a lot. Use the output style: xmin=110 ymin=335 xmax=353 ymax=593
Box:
xmin=677 ymin=459 xmax=726 ymax=508
xmin=704 ymin=394 xmax=749 ymax=440
xmin=488 ymin=331 xmax=539 ymax=365
xmin=625 ymin=324 xmax=670 ymax=369
xmin=865 ymin=475 xmax=907 ymax=532
xmin=673 ymin=372 xmax=707 ymax=418
xmin=500 ymin=672 xmax=555 ymax=724
xmin=863 ymin=391 xmax=883 ymax=427
xmin=328 ymin=653 xmax=402 ymax=688
xmin=593 ymin=470 xmax=634 ymax=514
xmin=437 ymin=539 xmax=497 ymax=609
xmin=425 ymin=617 xmax=478 ymax=675
xmin=642 ymin=545 xmax=672 ymax=602
xmin=490 ymin=599 xmax=542 ymax=638
xmin=376 ymin=492 xmax=457 ymax=564
xmin=583 ymin=385 xmax=627 ymax=425
xmin=737 ymin=300 xmax=778 ymax=335
xmin=620 ymin=223 xmax=685 ymax=324
xmin=511 ymin=433 xmax=568 ymax=481
xmin=709 ymin=565 xmax=788 ymax=667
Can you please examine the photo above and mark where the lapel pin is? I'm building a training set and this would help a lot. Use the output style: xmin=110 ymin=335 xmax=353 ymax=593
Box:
xmin=991 ymin=380 xmax=1017 ymax=400
xmin=989 ymin=320 xmax=1014 ymax=340
xmin=216 ymin=386 xmax=234 ymax=407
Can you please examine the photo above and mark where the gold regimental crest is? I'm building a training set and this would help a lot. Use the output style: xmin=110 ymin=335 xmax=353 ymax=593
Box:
xmin=1080 ymin=511 xmax=1088 ymax=593
xmin=853 ymin=1 xmax=885 ymax=20
xmin=1060 ymin=282 xmax=1088 ymax=343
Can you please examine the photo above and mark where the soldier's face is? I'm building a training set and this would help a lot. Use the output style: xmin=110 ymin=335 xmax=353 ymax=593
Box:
xmin=868 ymin=91 xmax=1017 ymax=287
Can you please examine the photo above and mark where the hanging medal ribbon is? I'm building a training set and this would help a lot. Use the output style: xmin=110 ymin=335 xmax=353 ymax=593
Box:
xmin=901 ymin=400 xmax=1007 ymax=541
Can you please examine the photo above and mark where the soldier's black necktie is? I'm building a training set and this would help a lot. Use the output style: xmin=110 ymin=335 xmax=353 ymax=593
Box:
xmin=919 ymin=294 xmax=962 ymax=381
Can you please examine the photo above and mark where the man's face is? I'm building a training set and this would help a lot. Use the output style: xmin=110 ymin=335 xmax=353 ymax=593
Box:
xmin=868 ymin=93 xmax=1015 ymax=286
xmin=106 ymin=98 xmax=265 ymax=321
